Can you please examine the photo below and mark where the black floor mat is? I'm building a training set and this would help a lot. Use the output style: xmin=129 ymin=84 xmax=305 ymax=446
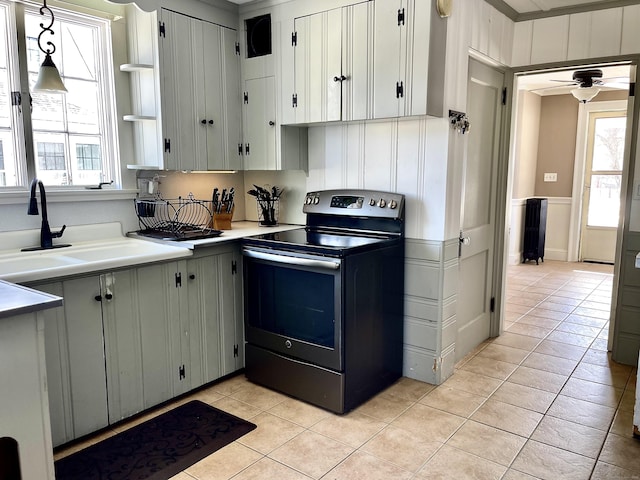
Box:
xmin=54 ymin=400 xmax=256 ymax=480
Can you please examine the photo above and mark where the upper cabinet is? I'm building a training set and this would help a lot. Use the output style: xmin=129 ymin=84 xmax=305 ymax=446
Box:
xmin=159 ymin=9 xmax=242 ymax=171
xmin=289 ymin=1 xmax=373 ymax=124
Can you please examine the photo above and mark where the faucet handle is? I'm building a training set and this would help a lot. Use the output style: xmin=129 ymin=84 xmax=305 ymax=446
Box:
xmin=52 ymin=224 xmax=66 ymax=238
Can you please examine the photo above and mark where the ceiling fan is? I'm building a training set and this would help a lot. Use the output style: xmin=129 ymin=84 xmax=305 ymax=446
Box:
xmin=531 ymin=68 xmax=629 ymax=103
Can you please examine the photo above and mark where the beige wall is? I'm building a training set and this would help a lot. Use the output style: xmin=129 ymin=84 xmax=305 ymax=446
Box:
xmin=513 ymin=90 xmax=541 ymax=199
xmin=534 ymin=95 xmax=578 ymax=197
xmin=533 ymin=90 xmax=629 ymax=197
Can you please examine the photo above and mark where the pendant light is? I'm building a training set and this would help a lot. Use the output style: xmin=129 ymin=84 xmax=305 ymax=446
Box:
xmin=33 ymin=0 xmax=67 ymax=93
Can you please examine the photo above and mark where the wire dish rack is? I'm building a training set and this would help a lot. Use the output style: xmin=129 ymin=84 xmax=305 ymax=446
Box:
xmin=134 ymin=194 xmax=222 ymax=240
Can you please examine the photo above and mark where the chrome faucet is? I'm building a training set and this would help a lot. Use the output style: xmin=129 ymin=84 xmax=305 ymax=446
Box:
xmin=23 ymin=178 xmax=69 ymax=250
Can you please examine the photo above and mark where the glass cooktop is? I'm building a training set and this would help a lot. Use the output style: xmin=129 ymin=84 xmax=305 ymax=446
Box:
xmin=243 ymin=227 xmax=396 ymax=254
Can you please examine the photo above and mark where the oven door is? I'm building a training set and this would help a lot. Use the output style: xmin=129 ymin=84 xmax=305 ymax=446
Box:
xmin=242 ymin=246 xmax=342 ymax=371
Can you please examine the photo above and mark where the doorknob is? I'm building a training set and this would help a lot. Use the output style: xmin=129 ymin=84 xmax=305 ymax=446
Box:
xmin=458 ymin=232 xmax=470 ymax=257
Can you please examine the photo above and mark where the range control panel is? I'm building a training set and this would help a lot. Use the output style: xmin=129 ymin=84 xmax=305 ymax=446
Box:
xmin=303 ymin=189 xmax=404 ymax=219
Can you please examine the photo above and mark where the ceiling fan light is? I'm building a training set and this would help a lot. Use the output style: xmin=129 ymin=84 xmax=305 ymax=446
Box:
xmin=571 ymin=86 xmax=599 ymax=103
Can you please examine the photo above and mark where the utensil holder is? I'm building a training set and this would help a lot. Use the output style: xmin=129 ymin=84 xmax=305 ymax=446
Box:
xmin=257 ymin=200 xmax=279 ymax=226
xmin=213 ymin=207 xmax=234 ymax=230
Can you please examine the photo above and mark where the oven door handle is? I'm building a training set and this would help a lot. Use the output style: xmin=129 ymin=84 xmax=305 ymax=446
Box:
xmin=243 ymin=248 xmax=341 ymax=270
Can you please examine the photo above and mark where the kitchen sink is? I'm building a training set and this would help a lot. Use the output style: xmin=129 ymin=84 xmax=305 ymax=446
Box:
xmin=63 ymin=241 xmax=168 ymax=262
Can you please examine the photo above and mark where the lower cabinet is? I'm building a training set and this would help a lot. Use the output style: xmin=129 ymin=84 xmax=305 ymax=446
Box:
xmin=32 ymin=243 xmax=243 ymax=447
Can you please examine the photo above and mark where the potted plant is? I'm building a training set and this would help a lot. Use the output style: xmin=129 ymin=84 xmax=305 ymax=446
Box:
xmin=247 ymin=184 xmax=283 ymax=226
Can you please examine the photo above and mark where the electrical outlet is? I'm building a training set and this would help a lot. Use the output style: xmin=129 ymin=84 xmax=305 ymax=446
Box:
xmin=544 ymin=172 xmax=557 ymax=182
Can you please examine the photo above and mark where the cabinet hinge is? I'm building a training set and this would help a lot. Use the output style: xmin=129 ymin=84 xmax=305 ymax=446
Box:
xmin=245 ymin=143 xmax=250 ymax=155
xmin=501 ymin=87 xmax=507 ymax=106
xmin=243 ymin=91 xmax=249 ymax=104
xmin=292 ymin=31 xmax=297 ymax=46
xmin=175 ymin=272 xmax=182 ymax=288
xmin=490 ymin=296 xmax=496 ymax=313
xmin=159 ymin=21 xmax=166 ymax=38
xmin=238 ymin=143 xmax=243 ymax=156
xmin=235 ymin=42 xmax=240 ymax=55
xmin=11 ymin=91 xmax=21 ymax=106
xmin=397 ymin=8 xmax=405 ymax=25
xmin=164 ymin=138 xmax=171 ymax=153
xmin=396 ymin=81 xmax=404 ymax=98
xmin=231 ymin=260 xmax=237 ymax=274
xmin=233 ymin=344 xmax=239 ymax=357
xmin=179 ymin=364 xmax=185 ymax=380
xmin=292 ymin=93 xmax=298 ymax=107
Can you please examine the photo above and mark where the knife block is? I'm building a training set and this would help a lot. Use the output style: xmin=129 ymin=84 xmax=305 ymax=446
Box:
xmin=212 ymin=207 xmax=234 ymax=230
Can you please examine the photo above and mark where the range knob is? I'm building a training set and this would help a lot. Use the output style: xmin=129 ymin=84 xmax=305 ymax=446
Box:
xmin=389 ymin=199 xmax=397 ymax=209
xmin=378 ymin=198 xmax=387 ymax=208
xmin=369 ymin=198 xmax=376 ymax=206
xmin=305 ymin=196 xmax=313 ymax=205
xmin=313 ymin=196 xmax=320 ymax=204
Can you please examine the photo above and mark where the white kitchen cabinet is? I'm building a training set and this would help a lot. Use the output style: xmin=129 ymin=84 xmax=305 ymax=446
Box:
xmin=242 ymin=76 xmax=276 ymax=169
xmin=372 ymin=0 xmax=433 ymax=119
xmin=37 ymin=278 xmax=109 ymax=447
xmin=291 ymin=1 xmax=373 ymax=124
xmin=159 ymin=9 xmax=241 ymax=171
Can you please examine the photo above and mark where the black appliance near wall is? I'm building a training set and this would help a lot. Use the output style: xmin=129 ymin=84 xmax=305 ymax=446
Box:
xmin=523 ymin=197 xmax=548 ymax=264
xmin=242 ymin=189 xmax=405 ymax=414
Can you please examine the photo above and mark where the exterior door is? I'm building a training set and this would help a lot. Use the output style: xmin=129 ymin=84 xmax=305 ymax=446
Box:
xmin=457 ymin=58 xmax=504 ymax=362
xmin=579 ymin=111 xmax=626 ymax=263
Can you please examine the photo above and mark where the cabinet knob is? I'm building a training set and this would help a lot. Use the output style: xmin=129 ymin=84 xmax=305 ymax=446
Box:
xmin=268 ymin=121 xmax=275 ymax=126
xmin=189 ymin=274 xmax=195 ymax=280
xmin=105 ymin=293 xmax=113 ymax=300
xmin=201 ymin=119 xmax=207 ymax=125
xmin=208 ymin=120 xmax=214 ymax=125
xmin=94 ymin=295 xmax=102 ymax=302
xmin=333 ymin=75 xmax=347 ymax=82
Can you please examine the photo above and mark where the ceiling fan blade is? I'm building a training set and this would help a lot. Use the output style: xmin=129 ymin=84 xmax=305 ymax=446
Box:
xmin=528 ymin=84 xmax=574 ymax=93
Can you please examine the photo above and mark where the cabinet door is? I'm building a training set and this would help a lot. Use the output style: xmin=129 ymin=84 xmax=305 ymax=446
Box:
xmin=38 ymin=277 xmax=108 ymax=446
xmin=201 ymin=20 xmax=224 ymax=170
xmin=342 ymin=1 xmax=373 ymax=121
xmin=159 ymin=9 xmax=201 ymax=171
xmin=294 ymin=8 xmax=342 ymax=123
xmin=373 ymin=0 xmax=405 ymax=119
xmin=373 ymin=0 xmax=431 ymax=118
xmin=243 ymin=76 xmax=276 ymax=170
xmin=220 ymin=26 xmax=243 ymax=171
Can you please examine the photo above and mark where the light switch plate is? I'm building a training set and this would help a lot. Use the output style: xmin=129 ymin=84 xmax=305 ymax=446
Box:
xmin=544 ymin=172 xmax=557 ymax=182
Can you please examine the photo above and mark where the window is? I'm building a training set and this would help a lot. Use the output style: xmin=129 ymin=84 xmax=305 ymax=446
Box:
xmin=585 ymin=114 xmax=626 ymax=228
xmin=0 ymin=0 xmax=119 ymax=188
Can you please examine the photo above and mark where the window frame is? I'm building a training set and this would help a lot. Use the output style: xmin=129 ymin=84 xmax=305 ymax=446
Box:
xmin=2 ymin=0 xmax=121 ymax=191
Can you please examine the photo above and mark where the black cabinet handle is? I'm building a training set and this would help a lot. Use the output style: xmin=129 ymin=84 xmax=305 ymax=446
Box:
xmin=94 ymin=295 xmax=102 ymax=302
xmin=333 ymin=75 xmax=347 ymax=82
xmin=208 ymin=120 xmax=214 ymax=125
xmin=105 ymin=293 xmax=113 ymax=300
xmin=268 ymin=121 xmax=275 ymax=126
xmin=189 ymin=274 xmax=195 ymax=280
xmin=201 ymin=119 xmax=207 ymax=125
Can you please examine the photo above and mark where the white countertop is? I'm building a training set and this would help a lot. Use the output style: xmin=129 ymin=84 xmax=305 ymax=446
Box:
xmin=0 ymin=221 xmax=302 ymax=284
xmin=0 ymin=280 xmax=63 ymax=319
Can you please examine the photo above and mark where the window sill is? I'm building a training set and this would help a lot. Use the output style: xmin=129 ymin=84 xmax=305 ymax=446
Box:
xmin=0 ymin=188 xmax=139 ymax=206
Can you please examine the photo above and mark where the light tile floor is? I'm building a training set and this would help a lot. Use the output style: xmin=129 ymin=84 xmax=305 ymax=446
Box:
xmin=56 ymin=260 xmax=640 ymax=479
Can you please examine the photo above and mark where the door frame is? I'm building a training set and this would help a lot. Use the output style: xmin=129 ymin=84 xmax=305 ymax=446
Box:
xmin=569 ymin=100 xmax=629 ymax=262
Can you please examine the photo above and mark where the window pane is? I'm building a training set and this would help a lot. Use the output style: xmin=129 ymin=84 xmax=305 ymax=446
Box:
xmin=30 ymin=88 xmax=66 ymax=131
xmin=0 ymin=3 xmax=19 ymax=187
xmin=70 ymin=136 xmax=102 ymax=186
xmin=592 ymin=117 xmax=625 ymax=172
xmin=59 ymin=21 xmax=97 ymax=80
xmin=587 ymin=174 xmax=621 ymax=228
xmin=65 ymin=78 xmax=100 ymax=134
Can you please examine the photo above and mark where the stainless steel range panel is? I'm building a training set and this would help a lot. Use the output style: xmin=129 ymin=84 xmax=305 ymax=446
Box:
xmin=242 ymin=189 xmax=405 ymax=414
